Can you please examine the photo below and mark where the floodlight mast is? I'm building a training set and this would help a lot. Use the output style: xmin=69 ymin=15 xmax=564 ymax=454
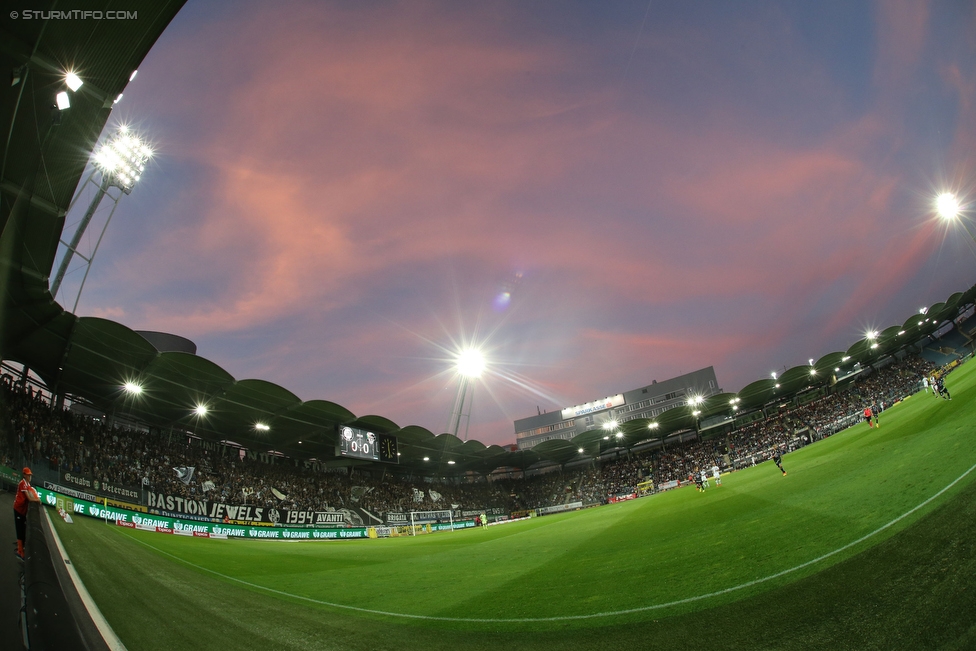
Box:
xmin=50 ymin=127 xmax=152 ymax=309
xmin=449 ymin=349 xmax=484 ymax=440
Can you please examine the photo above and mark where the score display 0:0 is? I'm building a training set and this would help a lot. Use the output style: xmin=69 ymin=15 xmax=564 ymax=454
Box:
xmin=338 ymin=426 xmax=379 ymax=461
xmin=351 ymin=440 xmax=369 ymax=454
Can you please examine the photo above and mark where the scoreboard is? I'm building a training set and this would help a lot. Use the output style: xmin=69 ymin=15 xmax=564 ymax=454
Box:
xmin=337 ymin=426 xmax=398 ymax=463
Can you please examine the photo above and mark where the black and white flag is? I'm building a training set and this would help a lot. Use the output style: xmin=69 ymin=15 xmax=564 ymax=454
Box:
xmin=173 ymin=466 xmax=195 ymax=485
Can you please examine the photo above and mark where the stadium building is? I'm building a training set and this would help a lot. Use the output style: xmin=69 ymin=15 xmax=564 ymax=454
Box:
xmin=515 ymin=367 xmax=720 ymax=450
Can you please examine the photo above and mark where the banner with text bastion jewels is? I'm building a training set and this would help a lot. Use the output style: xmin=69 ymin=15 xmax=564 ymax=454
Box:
xmin=32 ymin=485 xmax=371 ymax=540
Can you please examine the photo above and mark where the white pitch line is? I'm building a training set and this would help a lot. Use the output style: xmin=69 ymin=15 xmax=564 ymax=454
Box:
xmin=128 ymin=460 xmax=976 ymax=624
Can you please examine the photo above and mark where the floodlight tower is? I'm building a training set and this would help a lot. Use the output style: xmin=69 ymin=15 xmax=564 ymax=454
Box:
xmin=450 ymin=349 xmax=484 ymax=440
xmin=50 ymin=126 xmax=152 ymax=311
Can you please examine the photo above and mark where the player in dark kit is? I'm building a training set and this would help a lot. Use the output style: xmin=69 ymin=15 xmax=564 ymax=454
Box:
xmin=936 ymin=376 xmax=951 ymax=400
xmin=772 ymin=451 xmax=787 ymax=476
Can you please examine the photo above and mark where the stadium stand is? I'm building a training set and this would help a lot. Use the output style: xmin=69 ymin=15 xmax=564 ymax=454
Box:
xmin=0 ymin=349 xmax=949 ymax=522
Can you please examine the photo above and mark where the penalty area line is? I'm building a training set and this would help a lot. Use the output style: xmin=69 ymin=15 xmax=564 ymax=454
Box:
xmin=126 ymin=460 xmax=976 ymax=624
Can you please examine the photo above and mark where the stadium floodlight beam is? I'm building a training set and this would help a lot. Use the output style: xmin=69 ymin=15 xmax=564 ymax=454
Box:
xmin=123 ymin=382 xmax=142 ymax=395
xmin=936 ymin=191 xmax=976 ymax=249
xmin=936 ymin=193 xmax=960 ymax=219
xmin=65 ymin=72 xmax=83 ymax=91
xmin=255 ymin=422 xmax=270 ymax=431
xmin=51 ymin=126 xmax=154 ymax=308
xmin=194 ymin=404 xmax=208 ymax=416
xmin=449 ymin=348 xmax=485 ymax=441
xmin=56 ymin=91 xmax=70 ymax=110
xmin=456 ymin=349 xmax=485 ymax=378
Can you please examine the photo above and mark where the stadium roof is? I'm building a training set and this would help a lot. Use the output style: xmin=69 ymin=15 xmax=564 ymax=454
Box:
xmin=2 ymin=2 xmax=975 ymax=477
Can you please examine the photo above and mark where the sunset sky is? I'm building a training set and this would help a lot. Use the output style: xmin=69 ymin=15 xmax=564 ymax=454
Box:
xmin=56 ymin=0 xmax=976 ymax=446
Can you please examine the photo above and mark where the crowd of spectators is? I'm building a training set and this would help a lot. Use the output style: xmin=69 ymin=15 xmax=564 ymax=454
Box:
xmin=0 ymin=351 xmax=944 ymax=519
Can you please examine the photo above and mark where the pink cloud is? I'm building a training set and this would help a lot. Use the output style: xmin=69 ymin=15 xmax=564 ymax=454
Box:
xmin=80 ymin=2 xmax=976 ymax=446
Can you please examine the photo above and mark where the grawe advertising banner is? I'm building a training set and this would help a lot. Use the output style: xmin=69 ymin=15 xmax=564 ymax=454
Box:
xmin=35 ymin=487 xmax=369 ymax=540
xmin=145 ymin=491 xmax=366 ymax=527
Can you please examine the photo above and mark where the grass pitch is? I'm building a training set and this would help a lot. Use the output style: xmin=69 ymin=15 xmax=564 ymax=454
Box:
xmin=53 ymin=362 xmax=976 ymax=650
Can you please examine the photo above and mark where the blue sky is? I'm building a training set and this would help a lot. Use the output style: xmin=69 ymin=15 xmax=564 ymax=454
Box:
xmin=54 ymin=0 xmax=976 ymax=445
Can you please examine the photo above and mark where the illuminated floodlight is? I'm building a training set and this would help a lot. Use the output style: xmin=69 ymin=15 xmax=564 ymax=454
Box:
xmin=615 ymin=432 xmax=623 ymax=439
xmin=692 ymin=410 xmax=701 ymax=416
xmin=194 ymin=404 xmax=208 ymax=416
xmin=834 ymin=367 xmax=840 ymax=372
xmin=603 ymin=435 xmax=610 ymax=440
xmin=936 ymin=193 xmax=960 ymax=219
xmin=919 ymin=307 xmax=928 ymax=315
xmin=113 ymin=93 xmax=123 ymax=104
xmin=870 ymin=343 xmax=879 ymax=349
xmin=456 ymin=348 xmax=485 ymax=378
xmin=809 ymin=369 xmax=817 ymax=376
xmin=808 ymin=358 xmax=814 ymax=366
xmin=577 ymin=448 xmax=584 ymax=454
xmin=841 ymin=356 xmax=851 ymax=362
xmin=122 ymin=381 xmax=142 ymax=395
xmin=129 ymin=70 xmax=138 ymax=81
xmin=423 ymin=457 xmax=430 ymax=462
xmin=687 ymin=395 xmax=704 ymax=407
xmin=92 ymin=127 xmax=154 ymax=194
xmin=770 ymin=371 xmax=777 ymax=379
xmin=775 ymin=383 xmax=780 ymax=388
xmin=447 ymin=460 xmax=456 ymax=465
xmin=65 ymin=72 xmax=83 ymax=91
xmin=602 ymin=420 xmax=618 ymax=431
xmin=648 ymin=422 xmax=659 ymax=430
xmin=254 ymin=422 xmax=270 ymax=431
xmin=56 ymin=91 xmax=70 ymax=110
xmin=897 ymin=330 xmax=905 ymax=336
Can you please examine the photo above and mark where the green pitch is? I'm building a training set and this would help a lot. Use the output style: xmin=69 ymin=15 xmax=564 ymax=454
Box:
xmin=52 ymin=362 xmax=976 ymax=650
